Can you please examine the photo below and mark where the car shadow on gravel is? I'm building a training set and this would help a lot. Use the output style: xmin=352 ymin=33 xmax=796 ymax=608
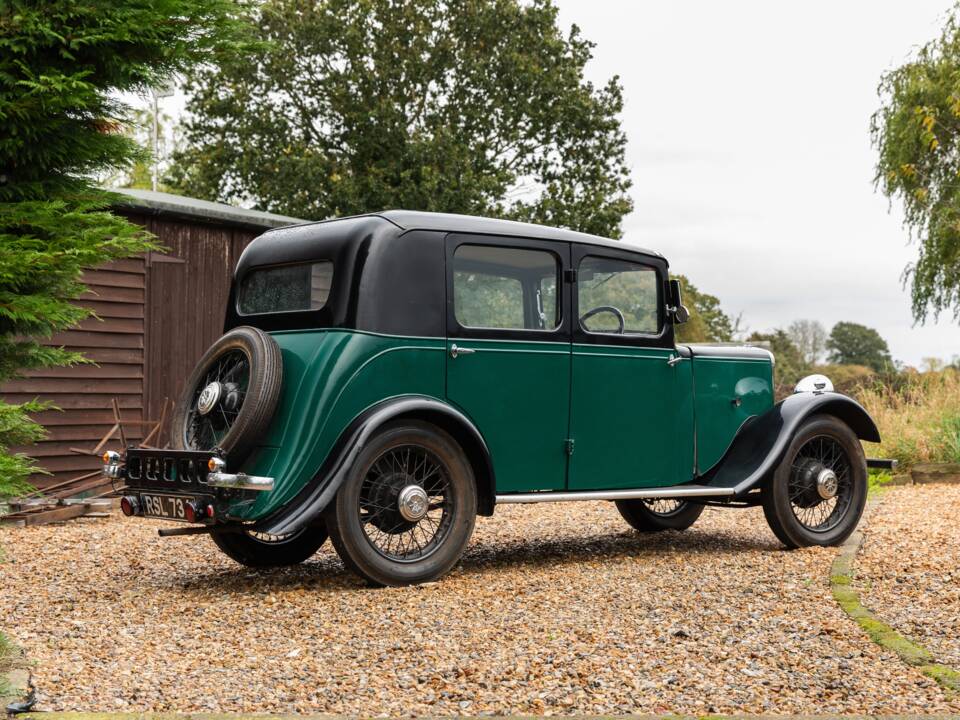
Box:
xmin=165 ymin=527 xmax=781 ymax=593
xmin=457 ymin=528 xmax=782 ymax=575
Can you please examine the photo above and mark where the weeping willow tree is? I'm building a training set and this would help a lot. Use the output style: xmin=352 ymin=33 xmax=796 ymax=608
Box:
xmin=873 ymin=5 xmax=960 ymax=323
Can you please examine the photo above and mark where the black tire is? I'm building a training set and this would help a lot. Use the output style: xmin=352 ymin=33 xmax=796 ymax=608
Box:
xmin=762 ymin=414 xmax=867 ymax=548
xmin=615 ymin=498 xmax=704 ymax=531
xmin=325 ymin=420 xmax=477 ymax=587
xmin=211 ymin=523 xmax=329 ymax=567
xmin=170 ymin=326 xmax=283 ymax=466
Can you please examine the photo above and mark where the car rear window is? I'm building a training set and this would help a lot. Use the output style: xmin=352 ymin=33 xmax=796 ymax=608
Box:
xmin=237 ymin=261 xmax=333 ymax=315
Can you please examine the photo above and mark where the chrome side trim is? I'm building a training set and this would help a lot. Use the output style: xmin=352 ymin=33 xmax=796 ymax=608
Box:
xmin=207 ymin=471 xmax=274 ymax=491
xmin=495 ymin=485 xmax=735 ymax=504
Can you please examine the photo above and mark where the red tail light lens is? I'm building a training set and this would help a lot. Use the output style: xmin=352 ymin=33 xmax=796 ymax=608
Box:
xmin=120 ymin=496 xmax=138 ymax=517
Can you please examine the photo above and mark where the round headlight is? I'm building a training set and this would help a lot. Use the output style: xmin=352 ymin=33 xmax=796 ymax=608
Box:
xmin=795 ymin=374 xmax=834 ymax=394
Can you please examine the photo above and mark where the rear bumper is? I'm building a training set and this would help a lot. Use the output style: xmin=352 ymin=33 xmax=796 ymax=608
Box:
xmin=104 ymin=448 xmax=275 ymax=523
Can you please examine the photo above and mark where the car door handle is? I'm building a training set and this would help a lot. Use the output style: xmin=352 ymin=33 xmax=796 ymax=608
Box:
xmin=667 ymin=354 xmax=684 ymax=367
xmin=450 ymin=344 xmax=476 ymax=359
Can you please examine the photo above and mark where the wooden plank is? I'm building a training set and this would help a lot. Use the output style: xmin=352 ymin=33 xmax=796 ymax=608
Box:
xmin=90 ymin=258 xmax=145 ymax=274
xmin=47 ymin=330 xmax=143 ymax=348
xmin=40 ymin=423 xmax=129 ymax=441
xmin=24 ymin=441 xmax=113 ymax=458
xmin=82 ymin=300 xmax=145 ymax=319
xmin=56 ymin=347 xmax=143 ymax=365
xmin=27 ymin=410 xmax=146 ymax=428
xmin=1 ymin=393 xmax=142 ymax=409
xmin=51 ymin=476 xmax=114 ymax=498
xmin=20 ymin=470 xmax=101 ymax=498
xmin=25 ymin=363 xmax=143 ymax=379
xmin=24 ymin=454 xmax=104 ymax=473
xmin=73 ymin=316 xmax=144 ymax=334
xmin=2 ymin=378 xmax=142 ymax=394
xmin=78 ymin=285 xmax=144 ymax=303
xmin=23 ymin=504 xmax=90 ymax=525
xmin=82 ymin=269 xmax=146 ymax=289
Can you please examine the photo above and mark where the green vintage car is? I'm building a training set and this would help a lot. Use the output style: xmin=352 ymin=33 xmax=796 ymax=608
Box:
xmin=107 ymin=211 xmax=885 ymax=586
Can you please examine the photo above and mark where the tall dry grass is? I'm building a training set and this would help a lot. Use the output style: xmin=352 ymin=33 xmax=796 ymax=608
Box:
xmin=857 ymin=369 xmax=960 ymax=468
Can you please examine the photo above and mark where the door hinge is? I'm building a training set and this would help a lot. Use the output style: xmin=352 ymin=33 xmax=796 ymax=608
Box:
xmin=564 ymin=438 xmax=575 ymax=456
xmin=563 ymin=269 xmax=577 ymax=283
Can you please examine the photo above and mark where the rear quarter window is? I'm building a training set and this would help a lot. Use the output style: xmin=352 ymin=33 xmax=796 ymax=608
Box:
xmin=238 ymin=262 xmax=333 ymax=315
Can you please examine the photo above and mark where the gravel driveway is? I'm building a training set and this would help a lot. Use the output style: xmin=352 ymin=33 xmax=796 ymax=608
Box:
xmin=1 ymin=497 xmax=956 ymax=715
xmin=856 ymin=484 xmax=960 ymax=667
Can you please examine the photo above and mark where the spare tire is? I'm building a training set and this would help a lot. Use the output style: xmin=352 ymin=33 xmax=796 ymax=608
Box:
xmin=170 ymin=326 xmax=283 ymax=466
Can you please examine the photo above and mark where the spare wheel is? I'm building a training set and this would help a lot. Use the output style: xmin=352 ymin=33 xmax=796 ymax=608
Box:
xmin=170 ymin=326 xmax=283 ymax=466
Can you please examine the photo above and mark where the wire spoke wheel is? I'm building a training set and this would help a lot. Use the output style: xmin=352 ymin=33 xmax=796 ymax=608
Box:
xmin=787 ymin=434 xmax=853 ymax=533
xmin=184 ymin=349 xmax=250 ymax=450
xmin=358 ymin=444 xmax=454 ymax=563
xmin=641 ymin=498 xmax=687 ymax=516
xmin=246 ymin=529 xmax=303 ymax=544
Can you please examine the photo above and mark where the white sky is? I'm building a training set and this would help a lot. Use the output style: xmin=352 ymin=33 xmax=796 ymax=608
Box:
xmin=553 ymin=0 xmax=960 ymax=367
xmin=149 ymin=1 xmax=960 ymax=366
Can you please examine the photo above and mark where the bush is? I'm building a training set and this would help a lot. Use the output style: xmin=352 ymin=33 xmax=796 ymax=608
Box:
xmin=857 ymin=369 xmax=960 ymax=468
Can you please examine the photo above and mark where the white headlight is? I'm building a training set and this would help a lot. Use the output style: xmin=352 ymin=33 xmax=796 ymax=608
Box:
xmin=795 ymin=374 xmax=834 ymax=394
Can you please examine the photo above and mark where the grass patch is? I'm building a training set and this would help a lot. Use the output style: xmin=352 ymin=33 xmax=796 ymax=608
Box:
xmin=0 ymin=631 xmax=15 ymax=697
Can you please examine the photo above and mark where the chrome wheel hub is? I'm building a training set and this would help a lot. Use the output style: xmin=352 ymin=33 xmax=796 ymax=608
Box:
xmin=397 ymin=484 xmax=429 ymax=522
xmin=816 ymin=468 xmax=839 ymax=500
xmin=197 ymin=382 xmax=222 ymax=415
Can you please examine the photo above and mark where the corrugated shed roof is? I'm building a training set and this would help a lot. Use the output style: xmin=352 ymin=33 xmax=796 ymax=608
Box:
xmin=110 ymin=188 xmax=304 ymax=230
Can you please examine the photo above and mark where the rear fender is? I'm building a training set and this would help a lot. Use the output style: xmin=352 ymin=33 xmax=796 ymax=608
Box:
xmin=254 ymin=396 xmax=495 ymax=536
xmin=700 ymin=392 xmax=880 ymax=497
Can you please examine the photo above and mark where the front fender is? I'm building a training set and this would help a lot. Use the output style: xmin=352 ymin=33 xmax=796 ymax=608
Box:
xmin=254 ymin=396 xmax=493 ymax=536
xmin=700 ymin=392 xmax=880 ymax=497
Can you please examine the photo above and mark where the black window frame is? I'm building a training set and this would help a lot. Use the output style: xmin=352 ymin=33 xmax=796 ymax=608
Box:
xmin=445 ymin=233 xmax=571 ymax=342
xmin=571 ymin=243 xmax=673 ymax=349
xmin=235 ymin=260 xmax=335 ymax=318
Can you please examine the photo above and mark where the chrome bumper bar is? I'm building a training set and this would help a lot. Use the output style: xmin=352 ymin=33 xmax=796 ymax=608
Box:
xmin=206 ymin=471 xmax=275 ymax=492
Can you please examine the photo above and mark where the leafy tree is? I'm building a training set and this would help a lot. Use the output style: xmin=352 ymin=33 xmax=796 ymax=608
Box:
xmin=826 ymin=322 xmax=893 ymax=372
xmin=673 ymin=275 xmax=734 ymax=344
xmin=171 ymin=0 xmax=633 ymax=237
xmin=787 ymin=319 xmax=827 ymax=366
xmin=873 ymin=6 xmax=960 ymax=322
xmin=0 ymin=0 xmax=250 ymax=496
xmin=748 ymin=329 xmax=807 ymax=395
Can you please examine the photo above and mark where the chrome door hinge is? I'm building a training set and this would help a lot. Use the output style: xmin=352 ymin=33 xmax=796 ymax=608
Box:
xmin=564 ymin=438 xmax=575 ymax=456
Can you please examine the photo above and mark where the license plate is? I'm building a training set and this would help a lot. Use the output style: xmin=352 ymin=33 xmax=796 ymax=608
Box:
xmin=140 ymin=494 xmax=195 ymax=520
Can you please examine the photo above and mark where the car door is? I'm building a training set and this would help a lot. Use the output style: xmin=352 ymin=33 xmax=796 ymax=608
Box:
xmin=444 ymin=234 xmax=571 ymax=493
xmin=567 ymin=245 xmax=695 ymax=490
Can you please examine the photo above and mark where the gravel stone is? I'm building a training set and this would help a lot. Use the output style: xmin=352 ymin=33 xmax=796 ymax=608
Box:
xmin=1 ymin=500 xmax=956 ymax=714
xmin=856 ymin=484 xmax=960 ymax=666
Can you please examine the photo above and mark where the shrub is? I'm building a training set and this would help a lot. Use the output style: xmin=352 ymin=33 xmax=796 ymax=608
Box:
xmin=857 ymin=369 xmax=960 ymax=468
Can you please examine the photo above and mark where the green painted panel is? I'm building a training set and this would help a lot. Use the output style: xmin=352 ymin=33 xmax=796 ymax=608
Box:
xmin=445 ymin=338 xmax=570 ymax=493
xmin=225 ymin=330 xmax=445 ymax=520
xmin=568 ymin=345 xmax=695 ymax=489
xmin=692 ymin=357 xmax=774 ymax=473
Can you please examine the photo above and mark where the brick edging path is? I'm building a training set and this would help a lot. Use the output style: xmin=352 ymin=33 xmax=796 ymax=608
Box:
xmin=831 ymin=498 xmax=960 ymax=695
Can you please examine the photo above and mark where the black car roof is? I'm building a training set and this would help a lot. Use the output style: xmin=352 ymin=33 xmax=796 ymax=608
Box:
xmin=265 ymin=209 xmax=663 ymax=260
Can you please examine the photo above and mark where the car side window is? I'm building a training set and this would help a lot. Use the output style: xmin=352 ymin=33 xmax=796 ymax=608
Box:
xmin=453 ymin=244 xmax=560 ymax=330
xmin=578 ymin=255 xmax=660 ymax=335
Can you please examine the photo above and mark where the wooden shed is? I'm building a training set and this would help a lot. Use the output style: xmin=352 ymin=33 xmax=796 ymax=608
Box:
xmin=1 ymin=189 xmax=301 ymax=491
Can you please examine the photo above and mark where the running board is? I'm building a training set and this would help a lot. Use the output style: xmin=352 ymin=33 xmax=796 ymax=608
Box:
xmin=495 ymin=485 xmax=736 ymax=504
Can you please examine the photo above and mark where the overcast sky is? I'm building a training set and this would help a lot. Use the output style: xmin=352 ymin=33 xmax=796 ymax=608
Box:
xmin=150 ymin=1 xmax=959 ymax=366
xmin=552 ymin=0 xmax=960 ymax=367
